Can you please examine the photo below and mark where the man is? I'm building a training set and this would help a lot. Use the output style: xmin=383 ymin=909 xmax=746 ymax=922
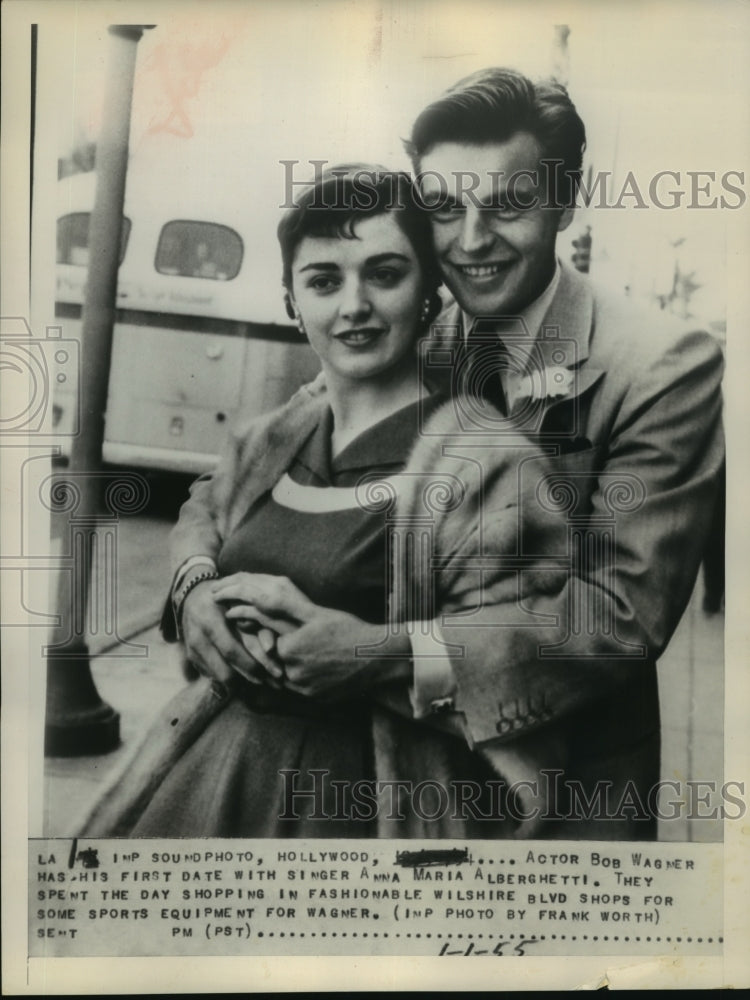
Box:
xmin=165 ymin=68 xmax=724 ymax=838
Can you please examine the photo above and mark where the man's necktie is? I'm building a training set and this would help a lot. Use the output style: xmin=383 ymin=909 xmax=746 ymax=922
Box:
xmin=463 ymin=317 xmax=514 ymax=416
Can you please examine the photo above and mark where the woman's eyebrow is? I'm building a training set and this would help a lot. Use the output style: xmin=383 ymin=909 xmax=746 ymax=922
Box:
xmin=365 ymin=253 xmax=412 ymax=266
xmin=298 ymin=252 xmax=412 ymax=273
xmin=297 ymin=261 xmax=341 ymax=273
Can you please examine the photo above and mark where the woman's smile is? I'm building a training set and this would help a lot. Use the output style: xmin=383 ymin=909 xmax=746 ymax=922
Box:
xmin=333 ymin=326 xmax=388 ymax=347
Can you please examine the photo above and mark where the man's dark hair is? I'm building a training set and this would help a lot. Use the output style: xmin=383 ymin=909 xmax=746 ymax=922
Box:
xmin=405 ymin=67 xmax=586 ymax=208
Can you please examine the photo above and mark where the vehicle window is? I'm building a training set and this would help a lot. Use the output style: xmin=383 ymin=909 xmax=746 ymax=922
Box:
xmin=155 ymin=220 xmax=243 ymax=280
xmin=56 ymin=213 xmax=131 ymax=266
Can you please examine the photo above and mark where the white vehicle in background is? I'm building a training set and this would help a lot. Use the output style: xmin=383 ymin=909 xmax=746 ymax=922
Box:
xmin=54 ymin=170 xmax=320 ymax=474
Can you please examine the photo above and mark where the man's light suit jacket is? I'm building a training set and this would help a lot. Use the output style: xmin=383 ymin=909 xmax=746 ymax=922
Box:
xmin=165 ymin=262 xmax=725 ymax=837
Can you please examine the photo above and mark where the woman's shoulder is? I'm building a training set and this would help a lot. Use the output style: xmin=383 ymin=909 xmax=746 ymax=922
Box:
xmin=229 ymin=373 xmax=328 ymax=451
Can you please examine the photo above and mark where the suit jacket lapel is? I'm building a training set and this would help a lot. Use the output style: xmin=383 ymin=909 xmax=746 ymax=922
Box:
xmin=419 ymin=300 xmax=464 ymax=395
xmin=533 ymin=265 xmax=604 ymax=428
xmin=537 ymin=262 xmax=594 ymax=367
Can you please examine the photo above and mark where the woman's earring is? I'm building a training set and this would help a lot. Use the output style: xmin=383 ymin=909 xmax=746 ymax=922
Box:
xmin=420 ymin=297 xmax=432 ymax=326
xmin=294 ymin=312 xmax=306 ymax=336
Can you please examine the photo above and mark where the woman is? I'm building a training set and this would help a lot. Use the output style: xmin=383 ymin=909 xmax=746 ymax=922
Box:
xmin=79 ymin=165 xmax=568 ymax=839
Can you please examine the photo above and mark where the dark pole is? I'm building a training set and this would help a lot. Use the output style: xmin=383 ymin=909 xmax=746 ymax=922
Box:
xmin=45 ymin=25 xmax=153 ymax=756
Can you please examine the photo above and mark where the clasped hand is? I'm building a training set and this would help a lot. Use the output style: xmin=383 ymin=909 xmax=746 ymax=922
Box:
xmin=180 ymin=572 xmax=409 ymax=700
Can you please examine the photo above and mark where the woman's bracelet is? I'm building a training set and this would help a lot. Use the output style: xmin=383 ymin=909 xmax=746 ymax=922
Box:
xmin=173 ymin=567 xmax=220 ymax=634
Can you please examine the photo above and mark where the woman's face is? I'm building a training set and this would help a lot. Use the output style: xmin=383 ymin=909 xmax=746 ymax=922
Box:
xmin=288 ymin=213 xmax=424 ymax=384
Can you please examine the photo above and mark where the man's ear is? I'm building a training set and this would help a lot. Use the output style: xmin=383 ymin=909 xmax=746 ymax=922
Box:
xmin=557 ymin=205 xmax=576 ymax=233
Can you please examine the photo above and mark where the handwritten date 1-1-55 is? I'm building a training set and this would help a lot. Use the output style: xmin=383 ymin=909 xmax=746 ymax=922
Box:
xmin=439 ymin=939 xmax=539 ymax=957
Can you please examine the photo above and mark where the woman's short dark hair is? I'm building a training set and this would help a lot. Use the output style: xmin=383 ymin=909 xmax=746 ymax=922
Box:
xmin=405 ymin=68 xmax=586 ymax=208
xmin=277 ymin=163 xmax=442 ymax=325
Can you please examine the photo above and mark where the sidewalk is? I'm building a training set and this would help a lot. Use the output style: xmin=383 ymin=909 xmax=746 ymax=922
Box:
xmin=42 ymin=582 xmax=725 ymax=842
xmin=42 ymin=624 xmax=186 ymax=836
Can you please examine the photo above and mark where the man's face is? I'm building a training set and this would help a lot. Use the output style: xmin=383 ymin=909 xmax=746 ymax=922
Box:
xmin=418 ymin=133 xmax=574 ymax=318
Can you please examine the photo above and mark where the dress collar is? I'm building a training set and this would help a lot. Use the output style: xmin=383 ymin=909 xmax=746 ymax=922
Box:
xmin=292 ymin=392 xmax=446 ymax=484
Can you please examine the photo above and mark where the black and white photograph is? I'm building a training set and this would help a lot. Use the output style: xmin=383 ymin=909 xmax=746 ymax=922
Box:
xmin=2 ymin=0 xmax=748 ymax=991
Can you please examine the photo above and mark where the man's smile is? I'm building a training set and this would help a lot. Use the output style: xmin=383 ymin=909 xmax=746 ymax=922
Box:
xmin=449 ymin=260 xmax=515 ymax=280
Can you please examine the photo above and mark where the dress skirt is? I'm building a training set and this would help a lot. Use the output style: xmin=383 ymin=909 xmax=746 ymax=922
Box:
xmin=129 ymin=695 xmax=377 ymax=838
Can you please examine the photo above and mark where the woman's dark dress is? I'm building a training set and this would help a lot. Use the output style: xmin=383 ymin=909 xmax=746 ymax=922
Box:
xmin=131 ymin=397 xmax=476 ymax=838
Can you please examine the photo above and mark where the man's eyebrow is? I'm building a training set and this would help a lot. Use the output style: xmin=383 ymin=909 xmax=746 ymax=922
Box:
xmin=426 ymin=177 xmax=539 ymax=210
xmin=432 ymin=193 xmax=462 ymax=209
xmin=297 ymin=252 xmax=411 ymax=273
xmin=424 ymin=191 xmax=502 ymax=210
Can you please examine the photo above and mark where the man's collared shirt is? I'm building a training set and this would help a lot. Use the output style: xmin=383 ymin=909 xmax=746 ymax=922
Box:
xmin=459 ymin=259 xmax=562 ymax=413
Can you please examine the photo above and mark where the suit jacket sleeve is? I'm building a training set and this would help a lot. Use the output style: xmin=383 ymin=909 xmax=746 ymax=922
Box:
xmin=441 ymin=325 xmax=725 ymax=746
xmin=370 ymin=423 xmax=570 ymax=746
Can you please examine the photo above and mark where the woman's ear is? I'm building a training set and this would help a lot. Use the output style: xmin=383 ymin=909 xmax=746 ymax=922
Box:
xmin=284 ymin=291 xmax=307 ymax=337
